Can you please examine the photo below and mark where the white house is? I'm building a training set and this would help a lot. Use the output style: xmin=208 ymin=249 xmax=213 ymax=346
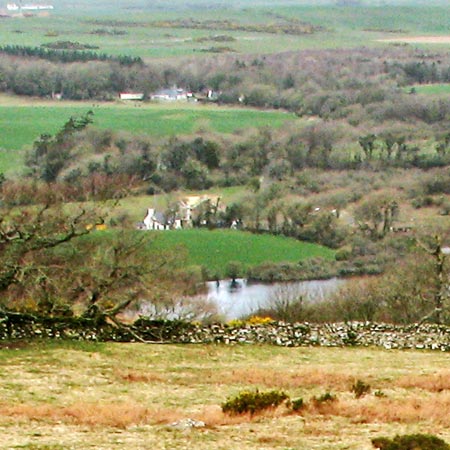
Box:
xmin=20 ymin=3 xmax=53 ymax=10
xmin=119 ymin=92 xmax=144 ymax=101
xmin=143 ymin=208 xmax=167 ymax=230
xmin=7 ymin=3 xmax=54 ymax=11
xmin=141 ymin=196 xmax=222 ymax=231
xmin=150 ymin=87 xmax=193 ymax=102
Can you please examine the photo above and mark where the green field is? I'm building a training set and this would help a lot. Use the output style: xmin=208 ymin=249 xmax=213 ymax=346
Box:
xmin=0 ymin=101 xmax=295 ymax=174
xmin=406 ymin=83 xmax=450 ymax=95
xmin=1 ymin=340 xmax=449 ymax=449
xmin=150 ymin=229 xmax=335 ymax=276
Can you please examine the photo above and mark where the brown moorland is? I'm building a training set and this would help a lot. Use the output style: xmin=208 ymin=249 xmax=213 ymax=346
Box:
xmin=1 ymin=341 xmax=450 ymax=449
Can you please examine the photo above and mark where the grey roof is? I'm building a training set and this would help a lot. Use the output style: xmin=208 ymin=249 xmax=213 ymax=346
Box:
xmin=154 ymin=211 xmax=166 ymax=224
xmin=154 ymin=88 xmax=186 ymax=97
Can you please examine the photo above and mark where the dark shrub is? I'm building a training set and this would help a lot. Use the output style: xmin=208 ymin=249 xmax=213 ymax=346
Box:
xmin=290 ymin=398 xmax=305 ymax=412
xmin=351 ymin=379 xmax=371 ymax=398
xmin=372 ymin=434 xmax=450 ymax=450
xmin=222 ymin=389 xmax=289 ymax=416
xmin=312 ymin=392 xmax=336 ymax=405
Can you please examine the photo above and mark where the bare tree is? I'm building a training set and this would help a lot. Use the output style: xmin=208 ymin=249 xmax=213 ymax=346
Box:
xmin=0 ymin=201 xmax=185 ymax=326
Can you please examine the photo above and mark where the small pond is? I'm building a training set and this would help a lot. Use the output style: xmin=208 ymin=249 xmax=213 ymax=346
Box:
xmin=206 ymin=278 xmax=345 ymax=320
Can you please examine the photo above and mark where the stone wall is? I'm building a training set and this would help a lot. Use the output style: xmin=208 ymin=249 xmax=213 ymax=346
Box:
xmin=1 ymin=312 xmax=450 ymax=351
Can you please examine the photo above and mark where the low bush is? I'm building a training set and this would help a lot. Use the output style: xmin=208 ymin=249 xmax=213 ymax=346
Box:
xmin=372 ymin=434 xmax=450 ymax=450
xmin=221 ymin=389 xmax=289 ymax=416
xmin=290 ymin=398 xmax=305 ymax=412
xmin=374 ymin=390 xmax=387 ymax=398
xmin=351 ymin=379 xmax=371 ymax=398
xmin=312 ymin=392 xmax=336 ymax=405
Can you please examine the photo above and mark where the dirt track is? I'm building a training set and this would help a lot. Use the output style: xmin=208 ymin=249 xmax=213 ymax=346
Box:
xmin=378 ymin=36 xmax=450 ymax=44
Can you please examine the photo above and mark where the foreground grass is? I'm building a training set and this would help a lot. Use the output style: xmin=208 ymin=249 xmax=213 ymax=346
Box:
xmin=151 ymin=229 xmax=335 ymax=276
xmin=1 ymin=341 xmax=450 ymax=449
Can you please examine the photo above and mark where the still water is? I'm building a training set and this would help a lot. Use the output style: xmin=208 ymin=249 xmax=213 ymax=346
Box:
xmin=206 ymin=278 xmax=344 ymax=320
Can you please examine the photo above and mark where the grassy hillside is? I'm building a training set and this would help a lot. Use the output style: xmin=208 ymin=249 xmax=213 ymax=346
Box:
xmin=1 ymin=341 xmax=449 ymax=449
xmin=150 ymin=229 xmax=335 ymax=277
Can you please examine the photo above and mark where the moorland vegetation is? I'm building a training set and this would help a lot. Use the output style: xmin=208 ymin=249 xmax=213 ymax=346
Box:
xmin=1 ymin=343 xmax=450 ymax=449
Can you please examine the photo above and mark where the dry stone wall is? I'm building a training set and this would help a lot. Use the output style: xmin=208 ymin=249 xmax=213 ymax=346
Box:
xmin=1 ymin=313 xmax=450 ymax=351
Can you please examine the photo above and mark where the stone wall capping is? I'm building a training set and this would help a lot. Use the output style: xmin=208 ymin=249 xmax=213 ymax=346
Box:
xmin=1 ymin=313 xmax=450 ymax=351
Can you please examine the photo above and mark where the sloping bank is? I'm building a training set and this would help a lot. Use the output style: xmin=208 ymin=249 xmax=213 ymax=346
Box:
xmin=1 ymin=312 xmax=450 ymax=351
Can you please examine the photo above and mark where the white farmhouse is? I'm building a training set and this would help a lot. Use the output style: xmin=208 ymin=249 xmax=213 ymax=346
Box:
xmin=150 ymin=87 xmax=194 ymax=102
xmin=119 ymin=92 xmax=144 ymax=101
xmin=7 ymin=3 xmax=54 ymax=10
xmin=143 ymin=208 xmax=167 ymax=230
xmin=21 ymin=3 xmax=54 ymax=10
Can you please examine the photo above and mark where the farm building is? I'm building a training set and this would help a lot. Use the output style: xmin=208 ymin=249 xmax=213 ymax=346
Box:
xmin=143 ymin=208 xmax=169 ymax=230
xmin=143 ymin=208 xmax=184 ymax=230
xmin=150 ymin=87 xmax=194 ymax=102
xmin=119 ymin=92 xmax=144 ymax=101
xmin=140 ymin=196 xmax=222 ymax=231
xmin=7 ymin=3 xmax=54 ymax=10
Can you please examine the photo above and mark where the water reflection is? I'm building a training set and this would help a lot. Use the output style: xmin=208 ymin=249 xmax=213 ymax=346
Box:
xmin=206 ymin=278 xmax=344 ymax=320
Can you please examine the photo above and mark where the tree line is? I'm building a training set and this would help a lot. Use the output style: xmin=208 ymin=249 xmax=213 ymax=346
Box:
xmin=12 ymin=113 xmax=450 ymax=202
xmin=0 ymin=44 xmax=143 ymax=66
xmin=1 ymin=46 xmax=450 ymax=120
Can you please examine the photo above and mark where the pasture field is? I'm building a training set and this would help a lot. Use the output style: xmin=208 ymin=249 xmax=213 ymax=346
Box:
xmin=1 ymin=340 xmax=450 ymax=449
xmin=0 ymin=100 xmax=295 ymax=174
xmin=0 ymin=2 xmax=450 ymax=58
xmin=84 ymin=226 xmax=335 ymax=278
xmin=149 ymin=229 xmax=335 ymax=276
xmin=406 ymin=83 xmax=450 ymax=95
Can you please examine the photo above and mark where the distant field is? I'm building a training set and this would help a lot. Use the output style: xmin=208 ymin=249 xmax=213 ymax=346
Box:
xmin=405 ymin=83 xmax=450 ymax=95
xmin=1 ymin=341 xmax=450 ymax=449
xmin=0 ymin=101 xmax=295 ymax=174
xmin=1 ymin=3 xmax=450 ymax=59
xmin=149 ymin=229 xmax=335 ymax=277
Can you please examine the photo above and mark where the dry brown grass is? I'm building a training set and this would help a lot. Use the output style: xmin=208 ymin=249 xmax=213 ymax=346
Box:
xmin=114 ymin=369 xmax=165 ymax=383
xmin=0 ymin=402 xmax=197 ymax=429
xmin=396 ymin=371 xmax=450 ymax=392
xmin=197 ymin=390 xmax=450 ymax=428
xmin=194 ymin=405 xmax=256 ymax=426
xmin=0 ymin=402 xmax=152 ymax=428
xmin=300 ymin=393 xmax=450 ymax=426
xmin=2 ymin=343 xmax=450 ymax=449
xmin=214 ymin=367 xmax=354 ymax=390
xmin=0 ymin=401 xmax=267 ymax=429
